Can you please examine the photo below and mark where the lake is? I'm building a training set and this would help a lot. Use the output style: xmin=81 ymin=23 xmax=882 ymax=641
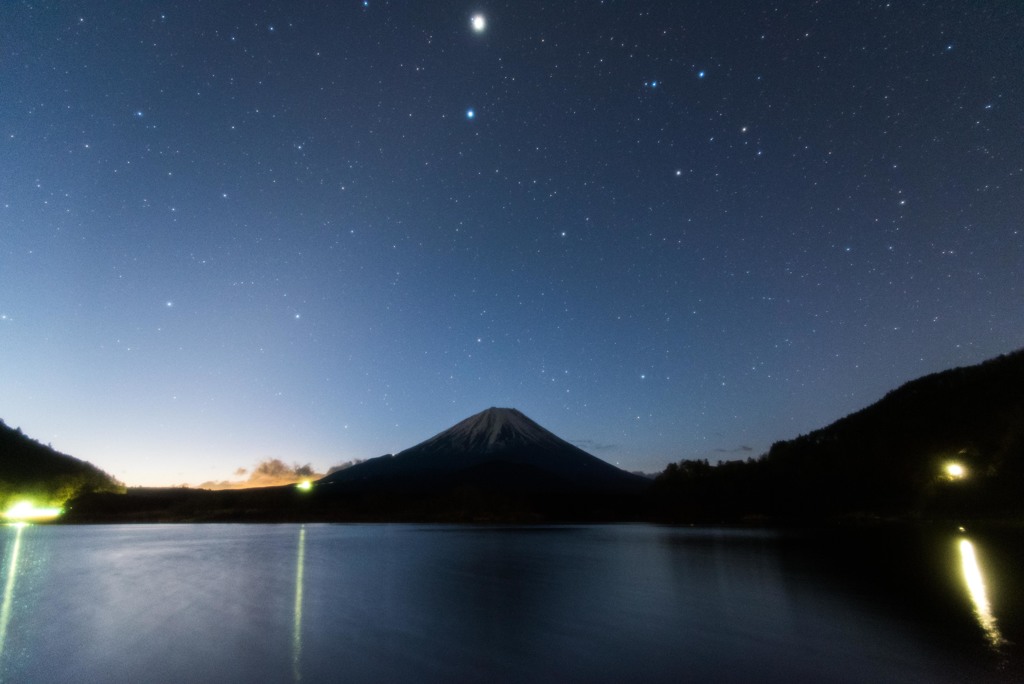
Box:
xmin=0 ymin=523 xmax=1020 ymax=683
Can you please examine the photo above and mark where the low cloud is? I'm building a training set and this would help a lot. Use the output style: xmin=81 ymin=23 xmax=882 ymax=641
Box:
xmin=571 ymin=439 xmax=618 ymax=452
xmin=326 ymin=459 xmax=364 ymax=475
xmin=714 ymin=445 xmax=753 ymax=454
xmin=198 ymin=458 xmax=324 ymax=490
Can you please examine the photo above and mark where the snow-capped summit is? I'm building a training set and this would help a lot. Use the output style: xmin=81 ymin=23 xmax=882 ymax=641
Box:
xmin=417 ymin=407 xmax=569 ymax=455
xmin=319 ymin=407 xmax=647 ymax=493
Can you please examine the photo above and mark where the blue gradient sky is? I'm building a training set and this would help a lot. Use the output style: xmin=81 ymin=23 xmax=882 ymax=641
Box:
xmin=1 ymin=1 xmax=1021 ymax=486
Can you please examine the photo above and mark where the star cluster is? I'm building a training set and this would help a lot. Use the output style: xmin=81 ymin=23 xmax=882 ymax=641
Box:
xmin=1 ymin=2 xmax=1021 ymax=485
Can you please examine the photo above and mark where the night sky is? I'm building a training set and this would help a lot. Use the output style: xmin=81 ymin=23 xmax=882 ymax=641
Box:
xmin=2 ymin=1 xmax=1022 ymax=487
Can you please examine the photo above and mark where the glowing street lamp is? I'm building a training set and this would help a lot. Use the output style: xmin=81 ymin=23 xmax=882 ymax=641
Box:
xmin=3 ymin=501 xmax=62 ymax=522
xmin=944 ymin=462 xmax=967 ymax=480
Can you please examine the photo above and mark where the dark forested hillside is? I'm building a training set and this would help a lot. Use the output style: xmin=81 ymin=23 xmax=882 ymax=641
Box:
xmin=55 ymin=351 xmax=1024 ymax=523
xmin=653 ymin=350 xmax=1024 ymax=521
xmin=0 ymin=419 xmax=123 ymax=509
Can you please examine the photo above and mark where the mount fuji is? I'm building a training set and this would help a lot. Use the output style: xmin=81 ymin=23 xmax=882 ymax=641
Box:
xmin=318 ymin=407 xmax=649 ymax=495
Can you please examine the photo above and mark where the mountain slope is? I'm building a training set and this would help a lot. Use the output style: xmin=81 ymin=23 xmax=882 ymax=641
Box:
xmin=654 ymin=349 xmax=1024 ymax=519
xmin=319 ymin=407 xmax=648 ymax=494
xmin=765 ymin=348 xmax=1024 ymax=514
xmin=0 ymin=419 xmax=123 ymax=508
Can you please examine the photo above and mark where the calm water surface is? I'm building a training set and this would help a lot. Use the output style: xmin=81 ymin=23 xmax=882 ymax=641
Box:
xmin=0 ymin=523 xmax=1020 ymax=683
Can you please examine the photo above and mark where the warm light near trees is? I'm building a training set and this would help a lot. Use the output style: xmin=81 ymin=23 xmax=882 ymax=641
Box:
xmin=944 ymin=462 xmax=967 ymax=480
xmin=3 ymin=501 xmax=63 ymax=522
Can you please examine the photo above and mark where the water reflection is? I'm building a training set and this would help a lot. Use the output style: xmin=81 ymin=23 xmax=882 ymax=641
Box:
xmin=0 ymin=523 xmax=26 ymax=661
xmin=0 ymin=525 xmax=1017 ymax=682
xmin=293 ymin=525 xmax=306 ymax=682
xmin=959 ymin=537 xmax=1006 ymax=651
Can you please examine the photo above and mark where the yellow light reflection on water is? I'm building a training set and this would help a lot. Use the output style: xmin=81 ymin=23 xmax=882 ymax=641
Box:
xmin=0 ymin=523 xmax=26 ymax=661
xmin=959 ymin=538 xmax=1006 ymax=650
xmin=293 ymin=525 xmax=306 ymax=682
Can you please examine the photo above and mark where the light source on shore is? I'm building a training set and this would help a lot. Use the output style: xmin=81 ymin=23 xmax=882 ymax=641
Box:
xmin=3 ymin=501 xmax=62 ymax=522
xmin=295 ymin=480 xmax=313 ymax=492
xmin=943 ymin=462 xmax=967 ymax=480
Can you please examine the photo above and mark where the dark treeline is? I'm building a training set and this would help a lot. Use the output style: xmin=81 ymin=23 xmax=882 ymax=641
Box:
xmin=40 ymin=348 xmax=1024 ymax=524
xmin=65 ymin=476 xmax=649 ymax=524
xmin=0 ymin=419 xmax=123 ymax=510
xmin=651 ymin=350 xmax=1024 ymax=522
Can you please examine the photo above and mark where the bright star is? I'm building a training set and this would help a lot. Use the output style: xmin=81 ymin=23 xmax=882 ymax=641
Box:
xmin=466 ymin=108 xmax=475 ymax=119
xmin=698 ymin=71 xmax=706 ymax=78
xmin=471 ymin=14 xmax=486 ymax=32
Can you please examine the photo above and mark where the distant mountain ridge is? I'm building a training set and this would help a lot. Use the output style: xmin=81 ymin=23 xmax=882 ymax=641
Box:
xmin=60 ymin=349 xmax=1024 ymax=523
xmin=319 ymin=407 xmax=648 ymax=494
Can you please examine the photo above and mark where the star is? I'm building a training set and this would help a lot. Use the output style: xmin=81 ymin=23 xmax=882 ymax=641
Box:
xmin=5 ymin=0 xmax=1020 ymax=496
